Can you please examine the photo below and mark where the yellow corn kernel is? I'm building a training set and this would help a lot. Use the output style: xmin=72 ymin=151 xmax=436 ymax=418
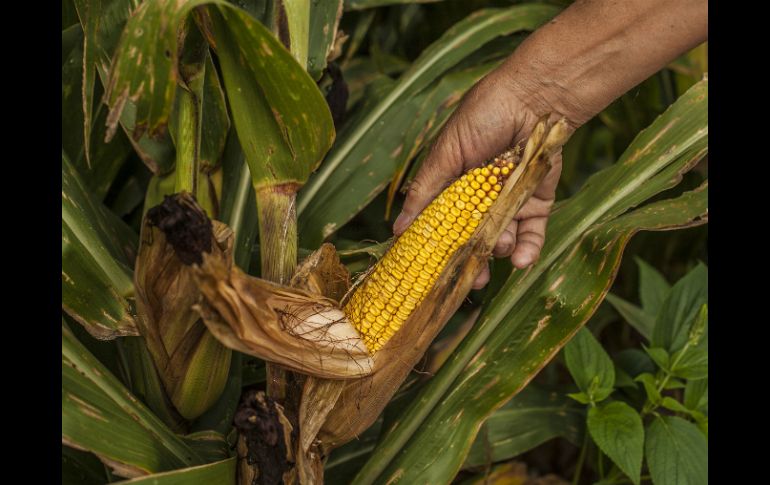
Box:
xmin=343 ymin=155 xmax=518 ymax=353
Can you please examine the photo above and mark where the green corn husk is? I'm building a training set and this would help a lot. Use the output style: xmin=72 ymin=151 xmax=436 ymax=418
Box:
xmin=133 ymin=194 xmax=233 ymax=420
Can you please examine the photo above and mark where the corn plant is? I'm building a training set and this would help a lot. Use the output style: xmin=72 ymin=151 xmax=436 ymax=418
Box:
xmin=62 ymin=0 xmax=707 ymax=483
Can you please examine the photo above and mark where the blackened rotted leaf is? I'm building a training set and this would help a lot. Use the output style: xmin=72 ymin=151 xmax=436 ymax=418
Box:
xmin=146 ymin=193 xmax=212 ymax=265
xmin=235 ymin=390 xmax=291 ymax=485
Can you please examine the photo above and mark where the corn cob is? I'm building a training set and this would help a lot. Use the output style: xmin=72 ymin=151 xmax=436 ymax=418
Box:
xmin=344 ymin=153 xmax=518 ymax=353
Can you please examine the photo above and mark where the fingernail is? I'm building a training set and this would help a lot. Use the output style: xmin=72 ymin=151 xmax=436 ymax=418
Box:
xmin=393 ymin=212 xmax=412 ymax=235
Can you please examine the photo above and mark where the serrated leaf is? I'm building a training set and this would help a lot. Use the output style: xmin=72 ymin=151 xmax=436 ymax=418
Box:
xmin=652 ymin=263 xmax=708 ymax=353
xmin=587 ymin=401 xmax=644 ymax=485
xmin=636 ymin=257 xmax=670 ymax=317
xmin=564 ymin=328 xmax=615 ymax=399
xmin=645 ymin=416 xmax=707 ymax=485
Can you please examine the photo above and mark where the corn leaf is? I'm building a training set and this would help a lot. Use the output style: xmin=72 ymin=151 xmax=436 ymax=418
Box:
xmin=207 ymin=4 xmax=335 ymax=188
xmin=462 ymin=386 xmax=583 ymax=469
xmin=297 ymin=4 xmax=560 ymax=245
xmin=74 ymin=0 xmax=176 ymax=174
xmin=62 ymin=320 xmax=203 ymax=478
xmin=111 ymin=458 xmax=236 ymax=484
xmin=62 ymin=153 xmax=139 ymax=339
xmin=354 ymin=79 xmax=707 ymax=484
xmin=308 ymin=0 xmax=343 ymax=80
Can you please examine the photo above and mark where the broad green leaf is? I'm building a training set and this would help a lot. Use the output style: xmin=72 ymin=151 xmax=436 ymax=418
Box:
xmin=112 ymin=458 xmax=236 ymax=484
xmin=308 ymin=0 xmax=343 ymax=80
xmin=670 ymin=348 xmax=708 ymax=380
xmin=605 ymin=293 xmax=655 ymax=340
xmin=62 ymin=154 xmax=138 ymax=339
xmin=636 ymin=257 xmax=670 ymax=317
xmin=564 ymin=328 xmax=615 ymax=400
xmin=62 ymin=321 xmax=203 ymax=478
xmin=207 ymin=5 xmax=335 ymax=187
xmin=684 ymin=379 xmax=708 ymax=414
xmin=297 ymin=4 xmax=561 ymax=224
xmin=199 ymin=54 xmax=230 ymax=172
xmin=652 ymin=263 xmax=708 ymax=353
xmin=356 ymin=79 xmax=707 ymax=484
xmin=644 ymin=346 xmax=670 ymax=371
xmin=587 ymin=401 xmax=644 ymax=485
xmin=463 ymin=386 xmax=583 ymax=469
xmin=645 ymin=416 xmax=707 ymax=485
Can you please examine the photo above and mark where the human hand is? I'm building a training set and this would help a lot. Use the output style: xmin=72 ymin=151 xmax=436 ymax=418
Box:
xmin=392 ymin=66 xmax=569 ymax=289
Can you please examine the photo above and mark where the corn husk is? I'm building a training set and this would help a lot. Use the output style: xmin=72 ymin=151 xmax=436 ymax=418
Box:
xmin=134 ymin=194 xmax=233 ymax=420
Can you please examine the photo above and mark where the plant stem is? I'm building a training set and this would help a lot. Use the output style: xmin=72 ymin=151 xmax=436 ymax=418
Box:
xmin=255 ymin=186 xmax=298 ymax=400
xmin=572 ymin=428 xmax=590 ymax=485
xmin=642 ymin=340 xmax=692 ymax=415
xmin=282 ymin=0 xmax=310 ymax=69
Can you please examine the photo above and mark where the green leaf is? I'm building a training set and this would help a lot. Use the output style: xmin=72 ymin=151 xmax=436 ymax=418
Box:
xmin=652 ymin=263 xmax=708 ymax=353
xmin=62 ymin=320 xmax=203 ymax=478
xmin=644 ymin=346 xmax=670 ymax=371
xmin=636 ymin=257 xmax=670 ymax=317
xmin=614 ymin=349 xmax=656 ymax=379
xmin=564 ymin=328 xmax=615 ymax=400
xmin=74 ymin=0 xmax=176 ymax=174
xmin=207 ymin=5 xmax=335 ymax=188
xmin=587 ymin=401 xmax=644 ymax=485
xmin=356 ymin=79 xmax=708 ymax=485
xmin=684 ymin=379 xmax=708 ymax=413
xmin=308 ymin=0 xmax=343 ymax=80
xmin=635 ymin=373 xmax=661 ymax=405
xmin=645 ymin=416 xmax=707 ymax=485
xmin=463 ymin=386 xmax=583 ymax=468
xmin=660 ymin=396 xmax=691 ymax=415
xmin=62 ymin=154 xmax=138 ymax=339
xmin=567 ymin=392 xmax=592 ymax=405
xmin=62 ymin=446 xmax=110 ymax=485
xmin=605 ymin=293 xmax=655 ymax=340
xmin=297 ymin=4 xmax=561 ymax=233
xmin=670 ymin=348 xmax=708 ymax=380
xmin=111 ymin=458 xmax=236 ymax=484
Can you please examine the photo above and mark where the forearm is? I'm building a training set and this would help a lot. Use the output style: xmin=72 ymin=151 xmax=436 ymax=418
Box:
xmin=501 ymin=0 xmax=708 ymax=126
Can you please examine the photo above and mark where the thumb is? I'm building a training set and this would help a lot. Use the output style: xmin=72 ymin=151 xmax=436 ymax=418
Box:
xmin=393 ymin=127 xmax=464 ymax=236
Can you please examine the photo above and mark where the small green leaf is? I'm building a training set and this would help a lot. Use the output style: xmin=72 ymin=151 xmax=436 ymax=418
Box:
xmin=567 ymin=392 xmax=592 ymax=405
xmin=636 ymin=257 xmax=670 ymax=317
xmin=564 ymin=328 xmax=615 ymax=399
xmin=587 ymin=401 xmax=644 ymax=485
xmin=652 ymin=264 xmax=708 ymax=353
xmin=635 ymin=373 xmax=661 ymax=404
xmin=662 ymin=378 xmax=686 ymax=390
xmin=644 ymin=346 xmax=670 ymax=371
xmin=645 ymin=416 xmax=707 ymax=485
xmin=659 ymin=397 xmax=691 ymax=415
